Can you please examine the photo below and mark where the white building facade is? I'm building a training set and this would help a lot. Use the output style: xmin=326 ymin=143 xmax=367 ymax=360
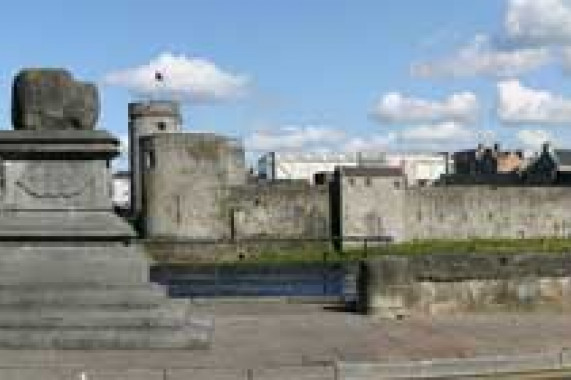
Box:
xmin=385 ymin=153 xmax=449 ymax=186
xmin=257 ymin=151 xmax=449 ymax=186
xmin=112 ymin=171 xmax=131 ymax=210
xmin=257 ymin=152 xmax=387 ymax=183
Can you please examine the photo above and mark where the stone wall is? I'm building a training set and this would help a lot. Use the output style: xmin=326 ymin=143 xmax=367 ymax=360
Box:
xmin=128 ymin=101 xmax=182 ymax=220
xmin=360 ymin=253 xmax=571 ymax=317
xmin=336 ymin=168 xmax=406 ymax=243
xmin=338 ymin=183 xmax=571 ymax=243
xmin=229 ymin=181 xmax=330 ymax=240
xmin=404 ymin=186 xmax=571 ymax=240
xmin=140 ymin=133 xmax=245 ymax=240
xmin=143 ymin=239 xmax=331 ymax=263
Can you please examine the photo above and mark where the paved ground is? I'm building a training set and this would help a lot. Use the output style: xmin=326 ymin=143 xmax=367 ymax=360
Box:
xmin=0 ymin=301 xmax=568 ymax=372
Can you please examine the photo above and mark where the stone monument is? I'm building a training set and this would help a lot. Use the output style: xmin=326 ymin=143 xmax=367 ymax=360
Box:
xmin=0 ymin=68 xmax=210 ymax=348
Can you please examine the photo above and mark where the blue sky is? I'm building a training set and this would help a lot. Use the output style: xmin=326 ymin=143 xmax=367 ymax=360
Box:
xmin=1 ymin=0 xmax=571 ymax=163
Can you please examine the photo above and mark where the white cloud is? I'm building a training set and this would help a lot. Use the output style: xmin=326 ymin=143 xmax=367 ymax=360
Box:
xmin=342 ymin=134 xmax=396 ymax=152
xmin=372 ymin=91 xmax=479 ymax=124
xmin=516 ymin=129 xmax=552 ymax=149
xmin=412 ymin=34 xmax=551 ymax=78
xmin=497 ymin=79 xmax=571 ymax=124
xmin=506 ymin=0 xmax=571 ymax=45
xmin=399 ymin=121 xmax=475 ymax=143
xmin=245 ymin=122 xmax=476 ymax=154
xmin=245 ymin=125 xmax=346 ymax=152
xmin=104 ymin=52 xmax=249 ymax=103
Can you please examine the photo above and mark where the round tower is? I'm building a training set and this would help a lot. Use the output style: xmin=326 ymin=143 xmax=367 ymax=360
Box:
xmin=128 ymin=101 xmax=182 ymax=219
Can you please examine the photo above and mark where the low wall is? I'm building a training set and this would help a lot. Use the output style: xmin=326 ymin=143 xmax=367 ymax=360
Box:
xmin=142 ymin=239 xmax=332 ymax=263
xmin=359 ymin=253 xmax=571 ymax=318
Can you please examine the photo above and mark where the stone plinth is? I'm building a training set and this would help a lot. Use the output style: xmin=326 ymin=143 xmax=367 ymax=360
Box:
xmin=0 ymin=130 xmax=211 ymax=349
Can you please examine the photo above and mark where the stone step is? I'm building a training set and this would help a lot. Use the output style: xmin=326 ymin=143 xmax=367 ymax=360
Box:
xmin=0 ymin=260 xmax=149 ymax=285
xmin=0 ymin=244 xmax=154 ymax=286
xmin=0 ymin=242 xmax=145 ymax=261
xmin=0 ymin=304 xmax=207 ymax=328
xmin=0 ymin=296 xmax=190 ymax=311
xmin=0 ymin=324 xmax=211 ymax=349
xmin=0 ymin=285 xmax=167 ymax=308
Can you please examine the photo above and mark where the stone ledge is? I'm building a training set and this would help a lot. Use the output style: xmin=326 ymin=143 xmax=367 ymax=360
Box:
xmin=0 ymin=130 xmax=119 ymax=159
xmin=337 ymin=352 xmax=566 ymax=379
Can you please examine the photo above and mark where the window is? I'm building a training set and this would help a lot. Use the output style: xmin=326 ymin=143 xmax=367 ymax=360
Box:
xmin=365 ymin=177 xmax=372 ymax=187
xmin=394 ymin=181 xmax=401 ymax=189
xmin=157 ymin=121 xmax=167 ymax=131
xmin=145 ymin=150 xmax=156 ymax=169
xmin=348 ymin=178 xmax=355 ymax=186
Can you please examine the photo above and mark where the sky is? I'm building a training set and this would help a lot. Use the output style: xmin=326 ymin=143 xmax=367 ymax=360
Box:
xmin=2 ymin=0 xmax=571 ymax=166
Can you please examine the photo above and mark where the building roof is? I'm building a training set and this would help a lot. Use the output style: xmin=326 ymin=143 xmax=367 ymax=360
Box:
xmin=554 ymin=149 xmax=571 ymax=167
xmin=338 ymin=166 xmax=403 ymax=177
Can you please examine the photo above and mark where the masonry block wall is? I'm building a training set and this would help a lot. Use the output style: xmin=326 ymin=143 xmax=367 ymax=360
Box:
xmin=361 ymin=253 xmax=571 ymax=317
xmin=140 ymin=132 xmax=244 ymax=240
xmin=229 ymin=181 xmax=330 ymax=240
xmin=128 ymin=101 xmax=181 ymax=219
xmin=404 ymin=186 xmax=571 ymax=240
xmin=336 ymin=168 xmax=406 ymax=244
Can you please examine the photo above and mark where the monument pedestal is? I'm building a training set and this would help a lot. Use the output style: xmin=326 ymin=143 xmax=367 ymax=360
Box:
xmin=0 ymin=131 xmax=211 ymax=349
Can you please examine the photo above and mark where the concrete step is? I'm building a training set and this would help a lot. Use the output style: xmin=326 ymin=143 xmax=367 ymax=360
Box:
xmin=0 ymin=243 xmax=151 ymax=285
xmin=0 ymin=297 xmax=190 ymax=312
xmin=0 ymin=285 xmax=167 ymax=308
xmin=0 ymin=324 xmax=212 ymax=349
xmin=0 ymin=259 xmax=149 ymax=285
xmin=0 ymin=303 xmax=207 ymax=328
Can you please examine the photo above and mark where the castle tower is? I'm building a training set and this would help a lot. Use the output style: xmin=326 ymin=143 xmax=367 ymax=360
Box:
xmin=140 ymin=132 xmax=246 ymax=240
xmin=128 ymin=101 xmax=182 ymax=219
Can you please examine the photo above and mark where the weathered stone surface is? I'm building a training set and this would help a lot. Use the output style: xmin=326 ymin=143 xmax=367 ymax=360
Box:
xmin=0 ymin=83 xmax=209 ymax=348
xmin=0 ymin=242 xmax=212 ymax=349
xmin=12 ymin=69 xmax=99 ymax=130
xmin=140 ymin=133 xmax=245 ymax=240
xmin=361 ymin=253 xmax=571 ymax=317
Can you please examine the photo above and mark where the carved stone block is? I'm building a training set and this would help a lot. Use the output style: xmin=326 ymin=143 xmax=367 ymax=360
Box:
xmin=12 ymin=69 xmax=99 ymax=130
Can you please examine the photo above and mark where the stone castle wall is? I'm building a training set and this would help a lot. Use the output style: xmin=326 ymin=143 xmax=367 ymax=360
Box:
xmin=339 ymin=173 xmax=406 ymax=243
xmin=229 ymin=181 xmax=330 ymax=240
xmin=403 ymin=186 xmax=571 ymax=241
xmin=139 ymin=130 xmax=329 ymax=242
xmin=140 ymin=133 xmax=242 ymax=240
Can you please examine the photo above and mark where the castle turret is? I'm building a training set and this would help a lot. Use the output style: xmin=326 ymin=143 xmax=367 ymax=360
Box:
xmin=128 ymin=101 xmax=182 ymax=219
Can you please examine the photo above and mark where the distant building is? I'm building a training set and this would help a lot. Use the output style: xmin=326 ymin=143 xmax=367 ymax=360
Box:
xmin=442 ymin=144 xmax=525 ymax=185
xmin=524 ymin=143 xmax=571 ymax=185
xmin=497 ymin=151 xmax=524 ymax=173
xmin=112 ymin=170 xmax=130 ymax=212
xmin=384 ymin=153 xmax=449 ymax=187
xmin=257 ymin=151 xmax=387 ymax=184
